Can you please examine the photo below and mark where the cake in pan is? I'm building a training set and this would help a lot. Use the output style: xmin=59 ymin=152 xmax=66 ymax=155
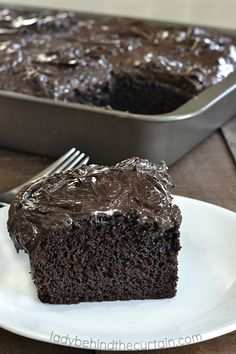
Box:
xmin=8 ymin=157 xmax=181 ymax=304
xmin=0 ymin=8 xmax=236 ymax=114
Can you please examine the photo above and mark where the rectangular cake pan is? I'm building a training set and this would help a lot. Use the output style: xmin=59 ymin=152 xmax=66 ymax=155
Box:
xmin=0 ymin=4 xmax=236 ymax=165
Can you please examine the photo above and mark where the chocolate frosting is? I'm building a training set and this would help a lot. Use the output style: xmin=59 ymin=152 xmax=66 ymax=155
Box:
xmin=0 ymin=8 xmax=236 ymax=107
xmin=8 ymin=157 xmax=181 ymax=254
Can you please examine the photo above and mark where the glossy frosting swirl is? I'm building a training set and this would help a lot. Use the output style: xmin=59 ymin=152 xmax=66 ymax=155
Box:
xmin=0 ymin=7 xmax=236 ymax=111
xmin=8 ymin=158 xmax=181 ymax=253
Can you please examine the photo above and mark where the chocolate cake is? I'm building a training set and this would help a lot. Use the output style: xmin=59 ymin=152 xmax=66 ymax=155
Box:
xmin=1 ymin=7 xmax=236 ymax=114
xmin=8 ymin=157 xmax=181 ymax=304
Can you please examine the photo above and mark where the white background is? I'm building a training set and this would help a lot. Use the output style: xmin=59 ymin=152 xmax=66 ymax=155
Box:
xmin=1 ymin=0 xmax=236 ymax=29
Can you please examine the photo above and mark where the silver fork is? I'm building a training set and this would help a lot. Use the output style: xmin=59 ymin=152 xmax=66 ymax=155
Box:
xmin=0 ymin=148 xmax=90 ymax=205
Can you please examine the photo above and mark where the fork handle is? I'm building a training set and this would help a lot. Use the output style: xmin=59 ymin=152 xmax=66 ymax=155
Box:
xmin=0 ymin=191 xmax=17 ymax=204
xmin=0 ymin=149 xmax=89 ymax=204
xmin=0 ymin=176 xmax=42 ymax=204
xmin=0 ymin=161 xmax=59 ymax=204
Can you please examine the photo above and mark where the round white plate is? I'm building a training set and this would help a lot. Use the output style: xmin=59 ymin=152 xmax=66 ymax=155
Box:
xmin=0 ymin=196 xmax=235 ymax=350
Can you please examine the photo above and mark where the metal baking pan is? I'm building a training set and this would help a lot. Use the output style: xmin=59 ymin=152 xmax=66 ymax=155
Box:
xmin=0 ymin=4 xmax=236 ymax=165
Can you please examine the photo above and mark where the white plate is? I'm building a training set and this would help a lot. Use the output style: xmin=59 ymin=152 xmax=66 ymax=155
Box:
xmin=0 ymin=196 xmax=236 ymax=351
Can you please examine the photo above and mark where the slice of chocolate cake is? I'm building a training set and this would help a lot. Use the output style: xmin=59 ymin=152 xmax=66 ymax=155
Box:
xmin=8 ymin=157 xmax=181 ymax=304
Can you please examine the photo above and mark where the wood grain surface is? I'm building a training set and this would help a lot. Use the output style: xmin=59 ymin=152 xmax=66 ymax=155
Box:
xmin=222 ymin=115 xmax=236 ymax=164
xmin=0 ymin=130 xmax=235 ymax=354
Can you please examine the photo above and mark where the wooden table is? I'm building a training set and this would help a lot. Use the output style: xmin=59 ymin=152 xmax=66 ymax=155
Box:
xmin=0 ymin=130 xmax=235 ymax=353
